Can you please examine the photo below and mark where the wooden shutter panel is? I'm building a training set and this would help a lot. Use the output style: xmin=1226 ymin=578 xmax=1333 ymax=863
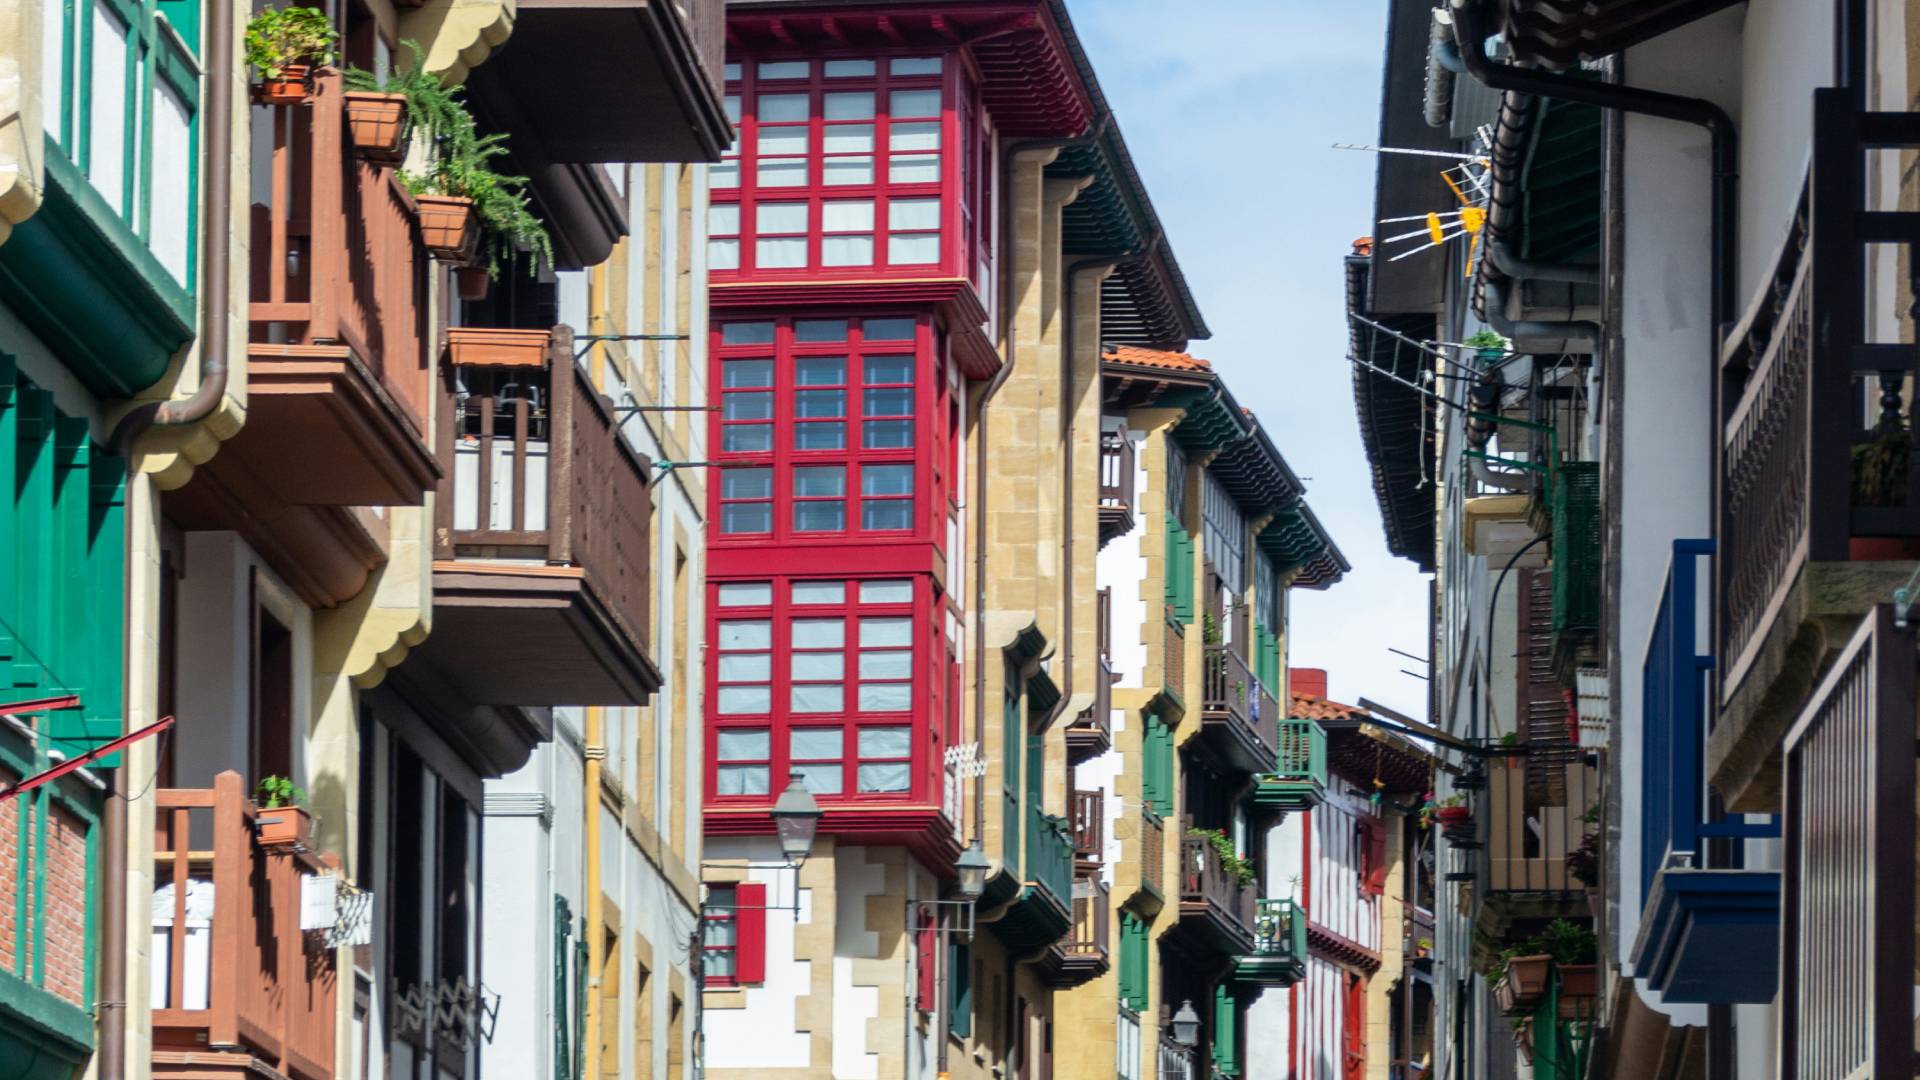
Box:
xmin=735 ymin=883 xmax=767 ymax=983
xmin=1361 ymin=819 xmax=1388 ymax=897
xmin=1517 ymin=568 xmax=1574 ymax=805
xmin=916 ymin=913 xmax=937 ymax=1012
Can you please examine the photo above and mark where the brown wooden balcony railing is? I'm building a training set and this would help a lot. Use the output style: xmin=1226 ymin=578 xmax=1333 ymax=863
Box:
xmin=152 ymin=772 xmax=337 ymax=1078
xmin=1071 ymin=788 xmax=1104 ymax=868
xmin=1100 ymin=429 xmax=1135 ymax=510
xmin=1479 ymin=758 xmax=1599 ymax=895
xmin=1070 ymin=875 xmax=1110 ymax=959
xmin=1163 ymin=615 xmax=1186 ymax=702
xmin=250 ymin=72 xmax=430 ymax=430
xmin=1202 ymin=643 xmax=1278 ymax=773
xmin=1180 ymin=832 xmax=1255 ymax=933
xmin=1141 ymin=811 xmax=1165 ymax=899
xmin=1097 ymin=586 xmax=1113 ymax=661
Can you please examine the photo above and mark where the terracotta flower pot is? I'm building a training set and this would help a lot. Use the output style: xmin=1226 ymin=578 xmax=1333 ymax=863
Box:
xmin=256 ymin=803 xmax=312 ymax=849
xmin=455 ymin=265 xmax=491 ymax=302
xmin=415 ymin=194 xmax=479 ymax=263
xmin=344 ymin=91 xmax=409 ymax=163
xmin=444 ymin=326 xmax=553 ymax=368
xmin=257 ymin=63 xmax=314 ymax=106
xmin=1558 ymin=962 xmax=1599 ymax=1001
xmin=1496 ymin=954 xmax=1552 ymax=1015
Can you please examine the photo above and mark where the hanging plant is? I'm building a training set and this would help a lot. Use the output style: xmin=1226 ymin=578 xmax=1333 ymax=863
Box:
xmin=245 ymin=6 xmax=337 ymax=104
xmin=400 ymin=105 xmax=554 ymax=277
xmin=342 ymin=41 xmax=466 ymax=164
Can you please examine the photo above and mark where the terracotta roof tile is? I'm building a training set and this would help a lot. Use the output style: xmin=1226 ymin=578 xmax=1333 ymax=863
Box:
xmin=1290 ymin=691 xmax=1369 ymax=722
xmin=1103 ymin=344 xmax=1212 ymax=373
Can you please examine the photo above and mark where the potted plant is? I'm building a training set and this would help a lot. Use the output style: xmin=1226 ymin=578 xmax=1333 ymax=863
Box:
xmin=254 ymin=775 xmax=312 ymax=849
xmin=1567 ymin=830 xmax=1601 ymax=914
xmin=341 ymin=41 xmax=462 ymax=164
xmin=1539 ymin=917 xmax=1600 ymax=1015
xmin=400 ymin=89 xmax=553 ymax=274
xmin=1463 ymin=329 xmax=1510 ymax=367
xmin=1185 ymin=826 xmax=1257 ymax=888
xmin=245 ymin=6 xmax=337 ymax=105
xmin=1432 ymin=794 xmax=1473 ymax=841
xmin=1495 ymin=951 xmax=1553 ymax=1015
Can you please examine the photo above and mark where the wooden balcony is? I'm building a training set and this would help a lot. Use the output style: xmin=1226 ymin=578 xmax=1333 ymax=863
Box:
xmin=1162 ymin=615 xmax=1187 ymax=710
xmin=1098 ymin=427 xmax=1136 ymax=546
xmin=1201 ymin=644 xmax=1278 ymax=775
xmin=1234 ymin=897 xmax=1308 ymax=987
xmin=415 ymin=326 xmax=661 ymax=711
xmin=1139 ymin=811 xmax=1166 ymax=907
xmin=1071 ymin=788 xmax=1104 ymax=873
xmin=239 ymin=72 xmax=437 ymax=508
xmin=1067 ymin=589 xmax=1115 ymax=763
xmin=1474 ymin=758 xmax=1598 ymax=940
xmin=1252 ymin=720 xmax=1328 ymax=813
xmin=1171 ymin=831 xmax=1256 ymax=958
xmin=151 ymin=773 xmax=337 ymax=1080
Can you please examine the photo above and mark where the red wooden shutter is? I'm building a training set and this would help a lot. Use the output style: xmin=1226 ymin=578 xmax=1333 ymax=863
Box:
xmin=1361 ymin=819 xmax=1388 ymax=897
xmin=1342 ymin=974 xmax=1366 ymax=1079
xmin=736 ymin=883 xmax=767 ymax=984
xmin=915 ymin=911 xmax=938 ymax=1012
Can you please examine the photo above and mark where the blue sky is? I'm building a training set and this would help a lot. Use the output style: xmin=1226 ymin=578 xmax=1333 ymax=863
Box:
xmin=1075 ymin=1 xmax=1433 ymax=718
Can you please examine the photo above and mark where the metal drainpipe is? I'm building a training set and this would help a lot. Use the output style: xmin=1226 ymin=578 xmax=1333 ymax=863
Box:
xmin=101 ymin=0 xmax=235 ymax=1069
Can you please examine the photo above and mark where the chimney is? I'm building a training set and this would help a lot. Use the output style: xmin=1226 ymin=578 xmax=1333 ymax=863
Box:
xmin=1290 ymin=668 xmax=1328 ymax=701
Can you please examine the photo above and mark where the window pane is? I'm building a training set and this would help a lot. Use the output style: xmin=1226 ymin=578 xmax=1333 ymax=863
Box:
xmin=705 ymin=949 xmax=737 ymax=978
xmin=795 ymin=390 xmax=845 ymax=418
xmin=823 ymin=124 xmax=875 ymax=153
xmin=791 ymin=728 xmax=845 ymax=759
xmin=860 ymin=617 xmax=913 ymax=648
xmin=757 ymin=237 xmax=808 ymax=268
xmin=724 ymin=391 xmax=773 ymax=420
xmin=864 ymin=355 xmax=914 ymax=384
xmin=889 ymin=121 xmax=941 ymax=152
xmin=759 ymin=92 xmax=810 ymax=121
xmin=823 ymin=200 xmax=875 ymax=232
xmin=889 ymin=155 xmax=940 ymax=183
xmin=759 ymin=125 xmax=810 ymax=156
xmin=791 ymin=651 xmax=845 ymax=680
xmin=717 ymin=686 xmax=771 ymax=714
xmin=792 ymin=581 xmax=846 ymax=605
xmin=795 ymin=423 xmax=846 ymax=450
xmin=863 ymin=318 xmax=915 ymax=341
xmin=724 ymin=91 xmax=742 ymax=117
xmin=795 ymin=501 xmax=846 ymax=532
xmin=791 ymin=683 xmax=844 ymax=713
xmin=859 ymin=683 xmax=913 ymax=711
xmin=722 ymin=323 xmax=776 ymax=346
xmin=723 ymin=425 xmax=774 ymax=453
xmin=796 ymin=357 xmax=846 ymax=385
xmin=153 ymin=82 xmax=194 ymax=283
xmin=822 ymin=235 xmax=874 ymax=266
xmin=859 ymin=579 xmax=914 ymax=604
xmin=890 ymin=89 xmax=941 ymax=118
xmin=795 ymin=319 xmax=849 ymax=342
xmin=717 ymin=728 xmax=771 ymax=761
xmin=719 ymin=582 xmax=773 ymax=606
xmin=891 ymin=57 xmax=942 ymax=75
xmin=723 ymin=468 xmax=773 ymax=499
xmin=758 ymin=159 xmax=808 ymax=187
xmin=889 ymin=233 xmax=940 ymax=264
xmin=823 ymin=92 xmax=874 ymax=120
xmin=862 ymin=500 xmax=913 ymax=531
xmin=758 ymin=61 xmax=810 ymax=81
xmin=825 ymin=59 xmax=876 ymax=77
xmin=859 ymin=649 xmax=913 ymax=679
xmin=857 ymin=763 xmax=912 ymax=793
xmin=88 ymin=5 xmax=129 ymax=213
xmin=722 ymin=503 xmax=772 ymax=533
xmin=792 ymin=763 xmax=843 ymax=795
xmin=823 ymin=157 xmax=874 ymax=185
xmin=758 ymin=202 xmax=809 ymax=233
xmin=718 ymin=653 xmax=772 ymax=682
xmin=858 ymin=726 xmax=913 ymax=757
xmin=865 ymin=387 xmax=914 ymax=416
xmin=712 ymin=160 xmax=739 ymax=188
xmin=863 ymin=420 xmax=914 ymax=449
xmin=710 ymin=204 xmax=741 ymax=234
xmin=719 ymin=620 xmax=773 ymax=650
xmin=717 ymin=765 xmax=771 ymax=796
xmin=862 ymin=464 xmax=913 ymax=496
xmin=890 ymin=198 xmax=940 ymax=230
xmin=794 ymin=466 xmax=846 ymax=497
xmin=791 ymin=618 xmax=846 ymax=648
xmin=708 ymin=238 xmax=741 ymax=270
xmin=705 ymin=919 xmax=737 ymax=947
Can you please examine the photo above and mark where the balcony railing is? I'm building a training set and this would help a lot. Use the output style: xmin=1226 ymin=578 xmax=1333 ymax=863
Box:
xmin=1252 ymin=898 xmax=1307 ymax=960
xmin=1164 ymin=616 xmax=1186 ymax=704
xmin=1202 ymin=644 xmax=1278 ymax=774
xmin=1141 ymin=811 xmax=1166 ymax=899
xmin=1255 ymin=720 xmax=1329 ymax=813
xmin=1158 ymin=1036 xmax=1198 ymax=1080
xmin=1480 ymin=758 xmax=1598 ymax=895
xmin=1069 ymin=875 xmax=1110 ymax=959
xmin=1202 ymin=644 xmax=1251 ymax=725
xmin=1071 ymin=788 xmax=1104 ymax=870
xmin=152 ymin=772 xmax=337 ymax=1076
xmin=1067 ymin=591 xmax=1114 ymax=762
xmin=1029 ymin=808 xmax=1075 ymax=910
xmin=1180 ymin=832 xmax=1255 ymax=935
xmin=1099 ymin=427 xmax=1136 ymax=545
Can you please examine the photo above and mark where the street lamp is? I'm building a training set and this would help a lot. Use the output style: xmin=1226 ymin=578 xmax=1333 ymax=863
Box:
xmin=952 ymin=841 xmax=990 ymax=902
xmin=771 ymin=775 xmax=822 ymax=866
xmin=1169 ymin=1000 xmax=1201 ymax=1048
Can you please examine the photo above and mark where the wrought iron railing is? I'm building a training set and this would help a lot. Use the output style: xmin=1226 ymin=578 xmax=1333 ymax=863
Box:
xmin=1158 ymin=1036 xmax=1198 ymax=1080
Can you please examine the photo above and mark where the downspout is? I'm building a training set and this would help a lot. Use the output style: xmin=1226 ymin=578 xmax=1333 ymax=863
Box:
xmin=583 ymin=709 xmax=604 ymax=1080
xmin=99 ymin=772 xmax=127 ymax=1079
xmin=1463 ymin=370 xmax=1531 ymax=492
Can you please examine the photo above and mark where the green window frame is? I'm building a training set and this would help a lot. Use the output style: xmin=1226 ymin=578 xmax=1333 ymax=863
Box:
xmin=1118 ymin=911 xmax=1148 ymax=1013
xmin=1212 ymin=982 xmax=1241 ymax=1077
xmin=1141 ymin=711 xmax=1174 ymax=820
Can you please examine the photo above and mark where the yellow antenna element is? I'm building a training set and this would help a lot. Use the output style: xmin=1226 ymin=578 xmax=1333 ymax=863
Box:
xmin=1459 ymin=205 xmax=1486 ymax=235
xmin=1426 ymin=212 xmax=1447 ymax=245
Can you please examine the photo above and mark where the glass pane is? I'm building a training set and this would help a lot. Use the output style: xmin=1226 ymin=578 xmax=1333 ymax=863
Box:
xmin=795 ymin=501 xmax=846 ymax=532
xmin=865 ymin=387 xmax=914 ymax=417
xmin=718 ymin=653 xmax=772 ymax=681
xmin=795 ymin=319 xmax=849 ymax=342
xmin=758 ymin=159 xmax=808 ymax=187
xmin=823 ymin=124 xmax=875 ymax=154
xmin=891 ymin=57 xmax=942 ymax=75
xmin=758 ymin=91 xmax=810 ymax=119
xmin=718 ymin=582 xmax=773 ymax=606
xmin=859 ymin=649 xmax=913 ymax=679
xmin=862 ymin=499 xmax=913 ymax=531
xmin=721 ymin=503 xmax=772 ymax=534
xmin=825 ymin=59 xmax=875 ymax=77
xmin=704 ymin=949 xmax=737 ymax=977
xmin=757 ymin=237 xmax=808 ymax=268
xmin=795 ymin=390 xmax=846 ymax=418
xmin=822 ymin=200 xmax=875 ymax=232
xmin=88 ymin=5 xmax=129 ymax=213
xmin=791 ymin=580 xmax=845 ymax=604
xmin=722 ymin=323 xmax=776 ymax=346
xmin=857 ymin=763 xmax=912 ymax=793
xmin=759 ymin=125 xmax=809 ymax=156
xmin=724 ymin=62 xmax=743 ymax=80
xmin=890 ymin=198 xmax=940 ymax=230
xmin=718 ymin=620 xmax=773 ymax=650
xmin=863 ymin=420 xmax=914 ymax=449
xmin=862 ymin=464 xmax=913 ymax=496
xmin=823 ymin=92 xmax=874 ymax=120
xmin=858 ymin=726 xmax=913 ymax=757
xmin=864 ymin=355 xmax=914 ymax=384
xmin=889 ymin=121 xmax=941 ymax=152
xmin=724 ymin=90 xmax=742 ymax=117
xmin=704 ymin=919 xmax=737 ymax=947
xmin=889 ymin=233 xmax=940 ymax=265
xmin=890 ymin=89 xmax=941 ymax=118
xmin=823 ymin=157 xmax=874 ymax=185
xmin=758 ymin=201 xmax=809 ymax=233
xmin=889 ymin=155 xmax=940 ymax=183
xmin=794 ymin=466 xmax=846 ymax=496
xmin=791 ymin=651 xmax=845 ymax=680
xmin=722 ymin=468 xmax=773 ymax=499
xmin=712 ymin=160 xmax=740 ymax=188
xmin=859 ymin=682 xmax=913 ymax=711
xmin=790 ymin=728 xmax=845 ymax=759
xmin=862 ymin=318 xmax=915 ymax=341
xmin=708 ymin=238 xmax=741 ymax=271
xmin=716 ymin=686 xmax=771 ymax=714
xmin=152 ymin=82 xmax=194 ymax=283
xmin=717 ymin=728 xmax=771 ymax=761
xmin=796 ymin=357 xmax=846 ymax=385
xmin=822 ymin=235 xmax=874 ymax=266
xmin=790 ymin=683 xmax=845 ymax=713
xmin=795 ymin=423 xmax=846 ymax=451
xmin=710 ymin=204 xmax=741 ymax=234
xmin=757 ymin=61 xmax=810 ymax=80
xmin=724 ymin=425 xmax=773 ymax=453
xmin=792 ymin=763 xmax=843 ymax=795
xmin=717 ymin=765 xmax=771 ymax=796
xmin=723 ymin=391 xmax=772 ymax=420
xmin=791 ymin=618 xmax=846 ymax=648
xmin=859 ymin=579 xmax=913 ymax=604
xmin=860 ymin=617 xmax=913 ymax=648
